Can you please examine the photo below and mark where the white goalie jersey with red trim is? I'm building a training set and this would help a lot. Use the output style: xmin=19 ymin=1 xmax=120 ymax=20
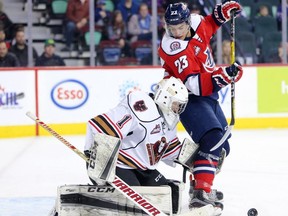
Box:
xmin=84 ymin=90 xmax=182 ymax=170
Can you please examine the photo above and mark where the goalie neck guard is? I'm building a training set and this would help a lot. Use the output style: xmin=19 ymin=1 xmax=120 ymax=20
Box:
xmin=154 ymin=77 xmax=188 ymax=130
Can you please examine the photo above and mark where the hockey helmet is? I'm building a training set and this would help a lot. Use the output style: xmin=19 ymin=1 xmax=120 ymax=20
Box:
xmin=164 ymin=3 xmax=191 ymax=37
xmin=154 ymin=77 xmax=188 ymax=129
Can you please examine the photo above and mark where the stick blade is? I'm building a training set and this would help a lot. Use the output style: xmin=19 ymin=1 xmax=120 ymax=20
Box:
xmin=26 ymin=111 xmax=37 ymax=121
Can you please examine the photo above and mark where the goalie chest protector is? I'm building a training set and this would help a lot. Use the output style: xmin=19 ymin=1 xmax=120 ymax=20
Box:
xmin=117 ymin=91 xmax=177 ymax=170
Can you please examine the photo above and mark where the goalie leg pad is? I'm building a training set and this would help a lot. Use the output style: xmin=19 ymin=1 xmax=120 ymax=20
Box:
xmin=56 ymin=184 xmax=173 ymax=215
xmin=87 ymin=133 xmax=121 ymax=183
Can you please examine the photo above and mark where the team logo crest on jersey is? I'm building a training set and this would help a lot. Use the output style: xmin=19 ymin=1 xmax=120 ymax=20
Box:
xmin=146 ymin=137 xmax=169 ymax=165
xmin=170 ymin=41 xmax=181 ymax=52
xmin=150 ymin=124 xmax=161 ymax=134
xmin=203 ymin=48 xmax=215 ymax=73
xmin=133 ymin=100 xmax=148 ymax=112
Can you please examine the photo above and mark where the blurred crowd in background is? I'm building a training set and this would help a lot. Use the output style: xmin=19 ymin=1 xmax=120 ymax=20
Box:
xmin=0 ymin=0 xmax=287 ymax=67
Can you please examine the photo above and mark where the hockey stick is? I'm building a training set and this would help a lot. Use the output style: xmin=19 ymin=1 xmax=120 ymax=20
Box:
xmin=25 ymin=111 xmax=167 ymax=216
xmin=210 ymin=11 xmax=236 ymax=152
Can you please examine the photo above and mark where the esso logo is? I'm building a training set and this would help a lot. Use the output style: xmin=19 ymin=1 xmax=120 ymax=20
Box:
xmin=51 ymin=79 xmax=89 ymax=109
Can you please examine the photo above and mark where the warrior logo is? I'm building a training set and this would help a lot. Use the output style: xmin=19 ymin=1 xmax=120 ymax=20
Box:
xmin=170 ymin=41 xmax=181 ymax=52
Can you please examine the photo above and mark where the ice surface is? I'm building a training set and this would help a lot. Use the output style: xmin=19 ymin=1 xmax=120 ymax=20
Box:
xmin=0 ymin=129 xmax=287 ymax=216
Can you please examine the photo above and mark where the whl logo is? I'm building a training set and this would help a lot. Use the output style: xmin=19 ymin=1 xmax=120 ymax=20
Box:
xmin=51 ymin=79 xmax=89 ymax=109
xmin=0 ymin=85 xmax=24 ymax=109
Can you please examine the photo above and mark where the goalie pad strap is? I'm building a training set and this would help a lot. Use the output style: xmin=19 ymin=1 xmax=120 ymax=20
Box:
xmin=167 ymin=179 xmax=185 ymax=215
xmin=61 ymin=193 xmax=143 ymax=214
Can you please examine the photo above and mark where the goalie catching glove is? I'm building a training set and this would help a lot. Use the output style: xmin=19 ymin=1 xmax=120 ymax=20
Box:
xmin=175 ymin=138 xmax=199 ymax=170
xmin=212 ymin=0 xmax=242 ymax=26
xmin=212 ymin=61 xmax=243 ymax=88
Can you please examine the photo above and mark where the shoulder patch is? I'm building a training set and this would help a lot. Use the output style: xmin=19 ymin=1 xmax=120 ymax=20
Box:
xmin=170 ymin=41 xmax=181 ymax=52
xmin=128 ymin=91 xmax=160 ymax=122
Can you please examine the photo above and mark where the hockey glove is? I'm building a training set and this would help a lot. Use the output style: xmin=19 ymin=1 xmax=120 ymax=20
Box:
xmin=212 ymin=0 xmax=242 ymax=26
xmin=212 ymin=61 xmax=243 ymax=88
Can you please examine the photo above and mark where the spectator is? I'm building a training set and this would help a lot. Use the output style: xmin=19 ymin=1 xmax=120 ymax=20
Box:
xmin=112 ymin=0 xmax=121 ymax=7
xmin=128 ymin=2 xmax=152 ymax=43
xmin=222 ymin=40 xmax=231 ymax=65
xmin=268 ymin=42 xmax=288 ymax=63
xmin=279 ymin=42 xmax=288 ymax=63
xmin=35 ymin=39 xmax=66 ymax=66
xmin=95 ymin=0 xmax=110 ymax=27
xmin=61 ymin=0 xmax=89 ymax=52
xmin=0 ymin=24 xmax=10 ymax=49
xmin=116 ymin=0 xmax=139 ymax=23
xmin=188 ymin=1 xmax=204 ymax=15
xmin=145 ymin=0 xmax=168 ymax=10
xmin=9 ymin=27 xmax=38 ymax=67
xmin=0 ymin=26 xmax=4 ymax=41
xmin=0 ymin=40 xmax=20 ymax=67
xmin=276 ymin=0 xmax=288 ymax=31
xmin=254 ymin=4 xmax=272 ymax=19
xmin=157 ymin=13 xmax=165 ymax=41
xmin=0 ymin=2 xmax=14 ymax=41
xmin=107 ymin=10 xmax=130 ymax=57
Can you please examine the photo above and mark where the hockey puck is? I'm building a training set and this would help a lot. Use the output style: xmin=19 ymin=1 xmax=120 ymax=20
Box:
xmin=247 ymin=208 xmax=258 ymax=216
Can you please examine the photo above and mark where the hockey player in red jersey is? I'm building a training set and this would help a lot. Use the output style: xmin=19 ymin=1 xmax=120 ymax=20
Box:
xmin=159 ymin=1 xmax=243 ymax=214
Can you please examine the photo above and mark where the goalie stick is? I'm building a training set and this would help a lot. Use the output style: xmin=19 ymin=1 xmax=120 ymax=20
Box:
xmin=210 ymin=11 xmax=236 ymax=152
xmin=25 ymin=111 xmax=166 ymax=216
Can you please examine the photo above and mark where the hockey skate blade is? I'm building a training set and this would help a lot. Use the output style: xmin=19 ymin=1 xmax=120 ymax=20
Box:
xmin=181 ymin=204 xmax=215 ymax=216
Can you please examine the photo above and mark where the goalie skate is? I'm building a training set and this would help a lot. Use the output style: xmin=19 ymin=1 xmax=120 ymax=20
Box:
xmin=181 ymin=204 xmax=216 ymax=216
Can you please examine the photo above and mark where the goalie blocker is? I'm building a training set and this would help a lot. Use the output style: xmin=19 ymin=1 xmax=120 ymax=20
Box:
xmin=176 ymin=138 xmax=199 ymax=170
xmin=85 ymin=133 xmax=121 ymax=185
xmin=176 ymin=138 xmax=226 ymax=174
